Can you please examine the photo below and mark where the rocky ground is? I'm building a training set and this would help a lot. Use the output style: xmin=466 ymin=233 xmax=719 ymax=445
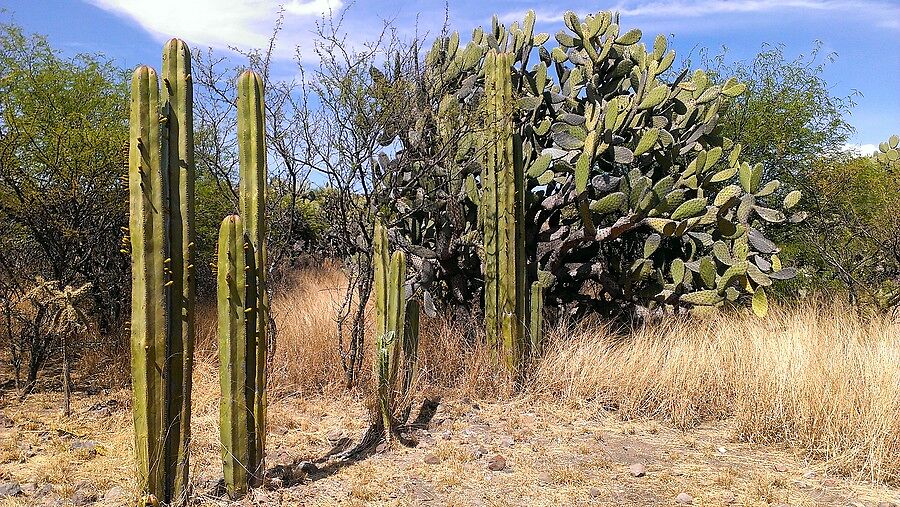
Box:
xmin=1 ymin=389 xmax=899 ymax=506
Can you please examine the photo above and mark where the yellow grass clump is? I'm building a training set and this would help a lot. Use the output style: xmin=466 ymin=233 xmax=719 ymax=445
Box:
xmin=532 ymin=303 xmax=900 ymax=484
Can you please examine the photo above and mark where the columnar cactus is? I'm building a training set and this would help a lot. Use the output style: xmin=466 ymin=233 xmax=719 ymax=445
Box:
xmin=161 ymin=38 xmax=195 ymax=500
xmin=373 ymin=221 xmax=421 ymax=438
xmin=128 ymin=38 xmax=196 ymax=506
xmin=216 ymin=215 xmax=260 ymax=498
xmin=215 ymin=69 xmax=269 ymax=496
xmin=482 ymin=50 xmax=527 ymax=371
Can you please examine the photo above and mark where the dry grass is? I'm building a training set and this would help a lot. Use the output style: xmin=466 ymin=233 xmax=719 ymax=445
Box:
xmin=3 ymin=265 xmax=900 ymax=504
xmin=257 ymin=269 xmax=900 ymax=484
xmin=532 ymin=302 xmax=900 ymax=484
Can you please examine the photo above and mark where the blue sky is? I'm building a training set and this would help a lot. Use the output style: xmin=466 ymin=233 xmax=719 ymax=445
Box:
xmin=3 ymin=0 xmax=898 ymax=149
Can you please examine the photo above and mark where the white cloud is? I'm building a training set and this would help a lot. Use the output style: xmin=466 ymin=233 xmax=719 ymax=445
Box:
xmin=842 ymin=143 xmax=879 ymax=156
xmin=501 ymin=0 xmax=900 ymax=28
xmin=87 ymin=0 xmax=343 ymax=58
xmin=284 ymin=0 xmax=339 ymax=16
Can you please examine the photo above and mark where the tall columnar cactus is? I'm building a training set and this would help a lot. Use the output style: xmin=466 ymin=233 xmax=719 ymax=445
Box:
xmin=482 ymin=50 xmax=527 ymax=371
xmin=161 ymin=38 xmax=195 ymax=500
xmin=373 ymin=221 xmax=421 ymax=439
xmin=216 ymin=215 xmax=260 ymax=498
xmin=215 ymin=69 xmax=269 ymax=493
xmin=128 ymin=38 xmax=196 ymax=506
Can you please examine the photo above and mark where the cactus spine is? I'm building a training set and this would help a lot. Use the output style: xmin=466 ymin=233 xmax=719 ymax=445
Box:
xmin=128 ymin=38 xmax=195 ymax=505
xmin=216 ymin=69 xmax=268 ymax=494
xmin=482 ymin=50 xmax=526 ymax=371
xmin=373 ymin=221 xmax=420 ymax=438
xmin=216 ymin=215 xmax=258 ymax=498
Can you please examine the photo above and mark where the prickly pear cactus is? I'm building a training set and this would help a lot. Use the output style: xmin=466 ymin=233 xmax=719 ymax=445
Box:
xmin=127 ymin=37 xmax=196 ymax=506
xmin=876 ymin=134 xmax=900 ymax=170
xmin=413 ymin=10 xmax=803 ymax=317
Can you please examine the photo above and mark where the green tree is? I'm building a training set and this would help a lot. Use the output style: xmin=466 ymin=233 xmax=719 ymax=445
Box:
xmin=796 ymin=140 xmax=900 ymax=309
xmin=0 ymin=21 xmax=128 ymax=386
xmin=716 ymin=42 xmax=856 ymax=187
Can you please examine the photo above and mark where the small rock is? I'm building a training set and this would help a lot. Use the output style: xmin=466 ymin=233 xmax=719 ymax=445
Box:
xmin=423 ymin=454 xmax=441 ymax=464
xmin=71 ymin=488 xmax=96 ymax=506
xmin=487 ymin=454 xmax=506 ymax=471
xmin=803 ymin=470 xmax=816 ymax=479
xmin=717 ymin=447 xmax=727 ymax=454
xmin=878 ymin=502 xmax=898 ymax=507
xmin=823 ymin=478 xmax=839 ymax=486
xmin=102 ymin=486 xmax=128 ymax=503
xmin=588 ymin=487 xmax=601 ymax=498
xmin=676 ymin=492 xmax=693 ymax=505
xmin=70 ymin=439 xmax=99 ymax=455
xmin=412 ymin=484 xmax=435 ymax=501
xmin=773 ymin=463 xmax=788 ymax=472
xmin=499 ymin=436 xmax=515 ymax=447
xmin=326 ymin=429 xmax=344 ymax=442
xmin=628 ymin=463 xmax=646 ymax=477
xmin=34 ymin=484 xmax=55 ymax=497
xmin=0 ymin=482 xmax=23 ymax=498
xmin=721 ymin=491 xmax=736 ymax=504
xmin=537 ymin=471 xmax=552 ymax=484
xmin=17 ymin=442 xmax=37 ymax=459
xmin=441 ymin=431 xmax=452 ymax=440
xmin=472 ymin=445 xmax=487 ymax=459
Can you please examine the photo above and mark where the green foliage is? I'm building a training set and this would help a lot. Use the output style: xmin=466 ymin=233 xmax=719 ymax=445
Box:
xmin=0 ymin=21 xmax=129 ymax=334
xmin=791 ymin=147 xmax=900 ymax=309
xmin=127 ymin=38 xmax=196 ymax=506
xmin=716 ymin=42 xmax=856 ymax=189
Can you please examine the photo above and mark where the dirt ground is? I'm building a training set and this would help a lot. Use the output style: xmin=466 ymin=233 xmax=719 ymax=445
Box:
xmin=1 ymin=388 xmax=899 ymax=507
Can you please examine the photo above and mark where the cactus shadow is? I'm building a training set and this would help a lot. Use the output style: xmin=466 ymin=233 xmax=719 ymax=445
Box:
xmin=265 ymin=396 xmax=442 ymax=487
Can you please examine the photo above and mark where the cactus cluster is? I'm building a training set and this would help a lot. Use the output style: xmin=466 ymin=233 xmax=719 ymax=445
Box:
xmin=127 ymin=38 xmax=195 ymax=505
xmin=481 ymin=50 xmax=526 ymax=369
xmin=372 ymin=221 xmax=420 ymax=438
xmin=217 ymin=69 xmax=269 ymax=497
xmin=127 ymin=40 xmax=270 ymax=504
xmin=478 ymin=50 xmax=547 ymax=370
